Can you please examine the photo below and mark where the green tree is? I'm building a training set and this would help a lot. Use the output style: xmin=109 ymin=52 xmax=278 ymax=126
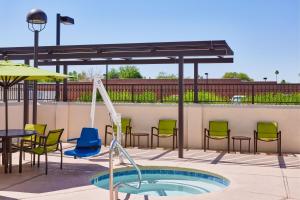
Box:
xmin=222 ymin=72 xmax=253 ymax=81
xmin=68 ymin=70 xmax=78 ymax=81
xmin=119 ymin=66 xmax=142 ymax=79
xmin=156 ymin=72 xmax=177 ymax=79
xmin=280 ymin=80 xmax=287 ymax=84
xmin=107 ymin=68 xmax=120 ymax=79
xmin=77 ymin=71 xmax=88 ymax=81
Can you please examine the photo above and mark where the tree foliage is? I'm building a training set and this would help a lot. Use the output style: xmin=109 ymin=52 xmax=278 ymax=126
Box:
xmin=68 ymin=70 xmax=88 ymax=81
xmin=222 ymin=72 xmax=253 ymax=81
xmin=156 ymin=72 xmax=177 ymax=79
xmin=119 ymin=66 xmax=142 ymax=79
xmin=106 ymin=68 xmax=120 ymax=79
xmin=106 ymin=66 xmax=142 ymax=79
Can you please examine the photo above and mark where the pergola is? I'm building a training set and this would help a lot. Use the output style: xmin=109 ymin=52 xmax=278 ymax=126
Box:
xmin=0 ymin=40 xmax=234 ymax=158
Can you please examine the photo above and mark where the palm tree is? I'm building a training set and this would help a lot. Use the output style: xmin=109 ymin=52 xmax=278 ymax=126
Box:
xmin=275 ymin=70 xmax=279 ymax=83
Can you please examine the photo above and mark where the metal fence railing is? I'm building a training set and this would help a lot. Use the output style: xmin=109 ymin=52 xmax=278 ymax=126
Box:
xmin=0 ymin=82 xmax=299 ymax=104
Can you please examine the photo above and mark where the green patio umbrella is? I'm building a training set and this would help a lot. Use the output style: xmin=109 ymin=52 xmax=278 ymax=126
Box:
xmin=0 ymin=61 xmax=68 ymax=135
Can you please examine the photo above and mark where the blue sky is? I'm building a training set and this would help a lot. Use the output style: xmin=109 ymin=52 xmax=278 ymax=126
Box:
xmin=0 ymin=0 xmax=299 ymax=82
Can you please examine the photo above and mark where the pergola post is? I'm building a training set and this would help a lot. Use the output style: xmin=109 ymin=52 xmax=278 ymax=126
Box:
xmin=63 ymin=65 xmax=68 ymax=102
xmin=178 ymin=56 xmax=184 ymax=158
xmin=193 ymin=63 xmax=198 ymax=103
xmin=55 ymin=13 xmax=61 ymax=102
xmin=32 ymin=30 xmax=38 ymax=124
xmin=23 ymin=59 xmax=30 ymax=126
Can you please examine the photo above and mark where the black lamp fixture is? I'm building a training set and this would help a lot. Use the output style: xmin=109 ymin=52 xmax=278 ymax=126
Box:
xmin=204 ymin=73 xmax=208 ymax=84
xmin=263 ymin=77 xmax=267 ymax=82
xmin=26 ymin=8 xmax=47 ymax=32
xmin=26 ymin=8 xmax=47 ymax=124
xmin=55 ymin=14 xmax=75 ymax=101
xmin=60 ymin=16 xmax=75 ymax=25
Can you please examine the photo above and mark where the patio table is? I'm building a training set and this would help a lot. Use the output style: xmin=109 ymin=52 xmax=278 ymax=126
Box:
xmin=0 ymin=129 xmax=36 ymax=173
xmin=232 ymin=136 xmax=251 ymax=153
xmin=132 ymin=132 xmax=150 ymax=148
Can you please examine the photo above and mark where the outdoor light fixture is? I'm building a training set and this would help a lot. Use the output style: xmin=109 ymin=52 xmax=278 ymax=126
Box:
xmin=55 ymin=13 xmax=75 ymax=101
xmin=26 ymin=8 xmax=47 ymax=32
xmin=26 ymin=8 xmax=47 ymax=124
xmin=60 ymin=16 xmax=75 ymax=25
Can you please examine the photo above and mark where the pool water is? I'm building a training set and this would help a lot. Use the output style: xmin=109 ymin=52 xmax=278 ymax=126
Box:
xmin=91 ymin=167 xmax=229 ymax=197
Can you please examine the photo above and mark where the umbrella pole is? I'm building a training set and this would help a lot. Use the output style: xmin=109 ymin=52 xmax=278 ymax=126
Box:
xmin=4 ymin=87 xmax=8 ymax=135
xmin=3 ymin=86 xmax=8 ymax=173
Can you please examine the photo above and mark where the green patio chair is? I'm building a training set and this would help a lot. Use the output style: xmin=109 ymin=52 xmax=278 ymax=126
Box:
xmin=204 ymin=121 xmax=230 ymax=153
xmin=105 ymin=118 xmax=132 ymax=147
xmin=23 ymin=124 xmax=47 ymax=142
xmin=254 ymin=122 xmax=281 ymax=155
xmin=151 ymin=119 xmax=177 ymax=150
xmin=12 ymin=124 xmax=47 ymax=163
xmin=19 ymin=129 xmax=64 ymax=175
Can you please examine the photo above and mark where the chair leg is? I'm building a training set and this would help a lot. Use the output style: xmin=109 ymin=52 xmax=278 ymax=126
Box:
xmin=23 ymin=151 xmax=25 ymax=160
xmin=172 ymin=135 xmax=175 ymax=150
xmin=228 ymin=137 xmax=230 ymax=153
xmin=157 ymin=136 xmax=159 ymax=148
xmin=125 ymin=134 xmax=127 ymax=148
xmin=253 ymin=138 xmax=256 ymax=154
xmin=207 ymin=138 xmax=210 ymax=150
xmin=129 ymin=133 xmax=132 ymax=146
xmin=204 ymin=135 xmax=206 ymax=152
xmin=45 ymin=153 xmax=48 ymax=175
xmin=60 ymin=142 xmax=63 ymax=170
xmin=104 ymin=132 xmax=107 ymax=146
xmin=255 ymin=139 xmax=258 ymax=154
xmin=151 ymin=134 xmax=153 ymax=149
xmin=37 ymin=155 xmax=40 ymax=168
xmin=19 ymin=148 xmax=22 ymax=173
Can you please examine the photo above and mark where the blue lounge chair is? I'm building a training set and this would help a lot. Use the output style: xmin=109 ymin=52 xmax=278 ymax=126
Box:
xmin=64 ymin=128 xmax=102 ymax=158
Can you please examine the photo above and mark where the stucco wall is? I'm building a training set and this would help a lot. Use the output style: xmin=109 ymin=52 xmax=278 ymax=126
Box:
xmin=1 ymin=102 xmax=299 ymax=153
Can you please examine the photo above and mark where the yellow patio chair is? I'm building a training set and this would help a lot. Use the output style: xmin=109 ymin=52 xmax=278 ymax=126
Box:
xmin=254 ymin=121 xmax=281 ymax=155
xmin=204 ymin=121 xmax=230 ymax=153
xmin=151 ymin=119 xmax=177 ymax=150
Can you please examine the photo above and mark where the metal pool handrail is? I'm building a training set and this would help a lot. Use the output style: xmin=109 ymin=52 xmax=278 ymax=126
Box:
xmin=109 ymin=139 xmax=142 ymax=200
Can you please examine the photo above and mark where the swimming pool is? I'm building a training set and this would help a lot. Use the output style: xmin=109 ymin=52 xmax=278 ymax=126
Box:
xmin=91 ymin=166 xmax=229 ymax=197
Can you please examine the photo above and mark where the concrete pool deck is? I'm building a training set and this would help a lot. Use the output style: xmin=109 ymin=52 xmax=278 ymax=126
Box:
xmin=0 ymin=145 xmax=299 ymax=200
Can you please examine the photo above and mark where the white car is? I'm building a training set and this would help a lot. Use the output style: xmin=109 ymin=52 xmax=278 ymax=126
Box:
xmin=231 ymin=95 xmax=246 ymax=103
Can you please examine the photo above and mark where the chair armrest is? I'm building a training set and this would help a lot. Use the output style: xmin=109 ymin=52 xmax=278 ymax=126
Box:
xmin=151 ymin=127 xmax=158 ymax=134
xmin=277 ymin=130 xmax=281 ymax=139
xmin=38 ymin=135 xmax=47 ymax=146
xmin=173 ymin=128 xmax=178 ymax=135
xmin=204 ymin=128 xmax=209 ymax=136
xmin=126 ymin=126 xmax=132 ymax=134
xmin=67 ymin=138 xmax=79 ymax=142
xmin=254 ymin=130 xmax=257 ymax=139
xmin=105 ymin=125 xmax=112 ymax=133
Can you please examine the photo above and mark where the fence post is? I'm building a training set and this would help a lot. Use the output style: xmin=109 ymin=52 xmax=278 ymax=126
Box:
xmin=131 ymin=84 xmax=134 ymax=103
xmin=160 ymin=84 xmax=163 ymax=103
xmin=251 ymin=84 xmax=255 ymax=104
xmin=17 ymin=83 xmax=21 ymax=102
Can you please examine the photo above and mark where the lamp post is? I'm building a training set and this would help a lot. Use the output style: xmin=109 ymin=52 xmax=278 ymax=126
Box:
xmin=275 ymin=70 xmax=279 ymax=83
xmin=55 ymin=14 xmax=75 ymax=101
xmin=204 ymin=73 xmax=208 ymax=84
xmin=26 ymin=9 xmax=47 ymax=124
xmin=105 ymin=64 xmax=108 ymax=89
xmin=263 ymin=77 xmax=267 ymax=82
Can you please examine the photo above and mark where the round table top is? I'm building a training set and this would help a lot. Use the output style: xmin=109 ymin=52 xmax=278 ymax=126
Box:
xmin=132 ymin=132 xmax=149 ymax=136
xmin=232 ymin=136 xmax=251 ymax=140
xmin=0 ymin=129 xmax=36 ymax=138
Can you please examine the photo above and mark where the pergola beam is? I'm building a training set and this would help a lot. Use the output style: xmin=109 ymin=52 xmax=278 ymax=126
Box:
xmin=38 ymin=58 xmax=233 ymax=66
xmin=0 ymin=50 xmax=232 ymax=60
